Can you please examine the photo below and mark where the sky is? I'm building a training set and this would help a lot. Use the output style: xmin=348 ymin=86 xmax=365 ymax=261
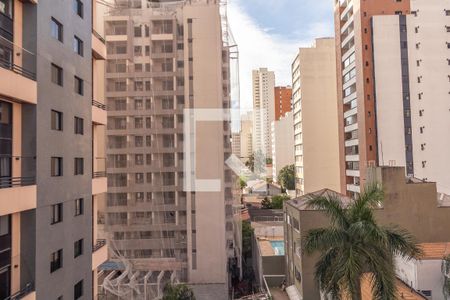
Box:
xmin=227 ymin=0 xmax=334 ymax=111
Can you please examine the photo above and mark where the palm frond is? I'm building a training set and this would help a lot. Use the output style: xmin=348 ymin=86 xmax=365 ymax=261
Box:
xmin=384 ymin=225 xmax=423 ymax=260
xmin=306 ymin=194 xmax=349 ymax=228
xmin=304 ymin=227 xmax=347 ymax=254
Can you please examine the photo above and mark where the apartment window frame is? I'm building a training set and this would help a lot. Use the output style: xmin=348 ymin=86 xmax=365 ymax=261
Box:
xmin=50 ymin=249 xmax=63 ymax=273
xmin=51 ymin=17 xmax=63 ymax=42
xmin=51 ymin=110 xmax=63 ymax=131
xmin=51 ymin=157 xmax=63 ymax=177
xmin=73 ymin=0 xmax=83 ymax=18
xmin=73 ymin=35 xmax=84 ymax=56
xmin=74 ymin=280 xmax=83 ymax=299
xmin=51 ymin=63 xmax=63 ymax=86
xmin=75 ymin=198 xmax=84 ymax=216
xmin=74 ymin=117 xmax=84 ymax=135
xmin=74 ymin=239 xmax=83 ymax=258
xmin=74 ymin=76 xmax=84 ymax=95
xmin=74 ymin=157 xmax=84 ymax=175
xmin=51 ymin=203 xmax=63 ymax=224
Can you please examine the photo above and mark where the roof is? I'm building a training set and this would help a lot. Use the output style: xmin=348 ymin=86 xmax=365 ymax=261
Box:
xmin=286 ymin=188 xmax=352 ymax=210
xmin=419 ymin=242 xmax=450 ymax=260
xmin=360 ymin=274 xmax=427 ymax=300
xmin=248 ymin=208 xmax=284 ymax=222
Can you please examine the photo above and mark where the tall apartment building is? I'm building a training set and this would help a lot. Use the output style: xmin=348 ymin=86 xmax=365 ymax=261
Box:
xmin=252 ymin=68 xmax=275 ymax=159
xmin=335 ymin=0 xmax=411 ymax=196
xmin=231 ymin=132 xmax=241 ymax=159
xmin=372 ymin=0 xmax=450 ymax=196
xmin=274 ymin=86 xmax=292 ymax=121
xmin=292 ymin=38 xmax=341 ymax=196
xmin=0 ymin=0 xmax=107 ymax=299
xmin=239 ymin=111 xmax=252 ymax=163
xmin=271 ymin=112 xmax=294 ymax=182
xmin=103 ymin=0 xmax=236 ymax=296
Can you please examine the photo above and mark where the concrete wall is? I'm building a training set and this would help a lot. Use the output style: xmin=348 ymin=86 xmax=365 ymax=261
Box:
xmin=271 ymin=112 xmax=294 ymax=181
xmin=35 ymin=0 xmax=93 ymax=298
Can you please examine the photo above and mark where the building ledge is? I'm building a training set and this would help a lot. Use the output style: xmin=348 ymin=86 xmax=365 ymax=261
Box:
xmin=0 ymin=66 xmax=36 ymax=104
xmin=92 ymin=100 xmax=107 ymax=125
xmin=0 ymin=185 xmax=36 ymax=215
xmin=92 ymin=176 xmax=107 ymax=195
xmin=92 ymin=239 xmax=108 ymax=270
xmin=92 ymin=31 xmax=106 ymax=60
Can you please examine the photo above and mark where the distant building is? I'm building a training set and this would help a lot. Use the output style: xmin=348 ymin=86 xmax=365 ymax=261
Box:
xmin=232 ymin=132 xmax=241 ymax=158
xmin=274 ymin=86 xmax=292 ymax=121
xmin=292 ymin=38 xmax=340 ymax=196
xmin=252 ymin=68 xmax=275 ymax=159
xmin=240 ymin=111 xmax=253 ymax=162
xmin=284 ymin=167 xmax=450 ymax=299
xmin=271 ymin=112 xmax=294 ymax=182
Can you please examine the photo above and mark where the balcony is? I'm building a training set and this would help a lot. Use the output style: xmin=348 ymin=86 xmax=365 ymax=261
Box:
xmin=6 ymin=282 xmax=35 ymax=300
xmin=92 ymin=30 xmax=106 ymax=60
xmin=93 ymin=158 xmax=107 ymax=195
xmin=92 ymin=100 xmax=107 ymax=125
xmin=0 ymin=40 xmax=36 ymax=104
xmin=92 ymin=239 xmax=108 ymax=270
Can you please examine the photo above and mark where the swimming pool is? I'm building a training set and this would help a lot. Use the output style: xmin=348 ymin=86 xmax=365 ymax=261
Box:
xmin=270 ymin=241 xmax=285 ymax=256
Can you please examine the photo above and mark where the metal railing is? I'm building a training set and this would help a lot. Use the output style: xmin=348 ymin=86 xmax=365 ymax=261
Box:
xmin=93 ymin=157 xmax=106 ymax=178
xmin=92 ymin=99 xmax=106 ymax=110
xmin=93 ymin=239 xmax=106 ymax=252
xmin=0 ymin=36 xmax=36 ymax=80
xmin=0 ymin=176 xmax=35 ymax=189
xmin=5 ymin=282 xmax=34 ymax=300
xmin=92 ymin=29 xmax=105 ymax=44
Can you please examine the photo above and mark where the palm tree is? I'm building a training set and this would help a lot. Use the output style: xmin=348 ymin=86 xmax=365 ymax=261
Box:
xmin=303 ymin=184 xmax=422 ymax=300
xmin=163 ymin=283 xmax=195 ymax=300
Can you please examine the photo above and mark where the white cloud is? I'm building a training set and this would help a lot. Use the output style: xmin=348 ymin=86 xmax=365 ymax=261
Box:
xmin=227 ymin=1 xmax=313 ymax=111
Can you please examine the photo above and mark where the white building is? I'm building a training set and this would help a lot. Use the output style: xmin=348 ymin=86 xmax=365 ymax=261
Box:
xmin=271 ymin=112 xmax=295 ymax=182
xmin=252 ymin=68 xmax=275 ymax=160
xmin=373 ymin=0 xmax=450 ymax=195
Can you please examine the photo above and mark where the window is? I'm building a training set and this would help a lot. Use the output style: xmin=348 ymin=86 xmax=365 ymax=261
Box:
xmin=51 ymin=17 xmax=63 ymax=42
xmin=74 ymin=76 xmax=84 ymax=95
xmin=51 ymin=110 xmax=63 ymax=131
xmin=51 ymin=203 xmax=63 ymax=224
xmin=74 ymin=280 xmax=83 ymax=299
xmin=51 ymin=64 xmax=63 ymax=86
xmin=51 ymin=157 xmax=63 ymax=176
xmin=74 ymin=158 xmax=84 ymax=175
xmin=74 ymin=239 xmax=83 ymax=258
xmin=134 ymin=26 xmax=141 ymax=37
xmin=73 ymin=36 xmax=83 ymax=56
xmin=74 ymin=117 xmax=84 ymax=134
xmin=73 ymin=0 xmax=83 ymax=18
xmin=446 ymin=9 xmax=450 ymax=16
xmin=0 ymin=0 xmax=13 ymax=18
xmin=75 ymin=198 xmax=84 ymax=216
xmin=50 ymin=249 xmax=63 ymax=272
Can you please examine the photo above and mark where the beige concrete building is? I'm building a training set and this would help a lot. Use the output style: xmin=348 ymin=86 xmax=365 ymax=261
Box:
xmin=271 ymin=112 xmax=294 ymax=182
xmin=292 ymin=38 xmax=341 ymax=196
xmin=284 ymin=167 xmax=450 ymax=299
xmin=232 ymin=132 xmax=241 ymax=159
xmin=252 ymin=68 xmax=275 ymax=160
xmin=240 ymin=111 xmax=253 ymax=162
xmin=102 ymin=0 xmax=237 ymax=297
xmin=372 ymin=0 xmax=450 ymax=196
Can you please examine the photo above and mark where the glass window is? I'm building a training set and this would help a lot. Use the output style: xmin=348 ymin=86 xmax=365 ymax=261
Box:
xmin=74 ymin=76 xmax=83 ymax=95
xmin=74 ymin=158 xmax=84 ymax=175
xmin=0 ymin=0 xmax=12 ymax=18
xmin=50 ymin=249 xmax=63 ymax=272
xmin=51 ymin=110 xmax=63 ymax=131
xmin=51 ymin=203 xmax=63 ymax=224
xmin=50 ymin=17 xmax=63 ymax=42
xmin=74 ymin=239 xmax=83 ymax=258
xmin=73 ymin=0 xmax=83 ymax=18
xmin=75 ymin=198 xmax=83 ymax=216
xmin=74 ymin=117 xmax=84 ymax=135
xmin=51 ymin=63 xmax=63 ymax=86
xmin=51 ymin=157 xmax=63 ymax=176
xmin=73 ymin=36 xmax=83 ymax=56
xmin=0 ymin=215 xmax=10 ymax=236
xmin=74 ymin=280 xmax=83 ymax=299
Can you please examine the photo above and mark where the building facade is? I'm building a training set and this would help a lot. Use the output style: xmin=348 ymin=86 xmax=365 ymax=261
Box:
xmin=271 ymin=112 xmax=294 ymax=182
xmin=273 ymin=86 xmax=291 ymax=121
xmin=292 ymin=38 xmax=341 ymax=196
xmin=372 ymin=0 xmax=450 ymax=196
xmin=102 ymin=0 xmax=236 ymax=296
xmin=252 ymin=68 xmax=275 ymax=160
xmin=334 ymin=0 xmax=411 ymax=197
xmin=0 ymin=0 xmax=107 ymax=299
xmin=239 ymin=111 xmax=252 ymax=163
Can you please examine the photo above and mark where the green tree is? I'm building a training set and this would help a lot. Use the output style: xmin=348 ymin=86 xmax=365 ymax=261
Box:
xmin=239 ymin=177 xmax=247 ymax=189
xmin=270 ymin=194 xmax=290 ymax=209
xmin=303 ymin=184 xmax=422 ymax=299
xmin=443 ymin=255 xmax=450 ymax=299
xmin=163 ymin=283 xmax=195 ymax=300
xmin=245 ymin=154 xmax=255 ymax=172
xmin=261 ymin=197 xmax=272 ymax=209
xmin=242 ymin=220 xmax=254 ymax=259
xmin=278 ymin=165 xmax=295 ymax=190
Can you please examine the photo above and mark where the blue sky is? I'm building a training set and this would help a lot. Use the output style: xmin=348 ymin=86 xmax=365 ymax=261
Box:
xmin=228 ymin=0 xmax=334 ymax=110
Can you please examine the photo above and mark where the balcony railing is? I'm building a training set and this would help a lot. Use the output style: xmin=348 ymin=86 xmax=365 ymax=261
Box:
xmin=92 ymin=99 xmax=106 ymax=110
xmin=93 ymin=239 xmax=106 ymax=252
xmin=93 ymin=157 xmax=106 ymax=178
xmin=92 ymin=29 xmax=105 ymax=44
xmin=5 ymin=282 xmax=34 ymax=300
xmin=0 ymin=176 xmax=35 ymax=189
xmin=0 ymin=155 xmax=36 ymax=188
xmin=0 ymin=36 xmax=36 ymax=80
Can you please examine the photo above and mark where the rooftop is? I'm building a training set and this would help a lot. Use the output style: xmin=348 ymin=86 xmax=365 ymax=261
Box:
xmin=286 ymin=188 xmax=352 ymax=210
xmin=419 ymin=242 xmax=450 ymax=260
